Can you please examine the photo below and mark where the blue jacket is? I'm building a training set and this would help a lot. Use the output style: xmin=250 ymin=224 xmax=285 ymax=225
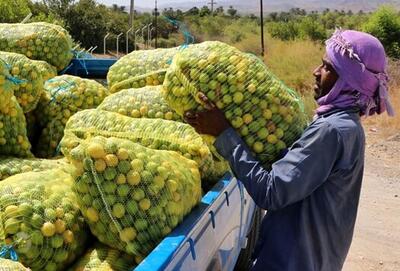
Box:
xmin=214 ymin=108 xmax=365 ymax=271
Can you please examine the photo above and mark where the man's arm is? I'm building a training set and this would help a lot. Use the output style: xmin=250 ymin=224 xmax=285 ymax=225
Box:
xmin=214 ymin=122 xmax=343 ymax=211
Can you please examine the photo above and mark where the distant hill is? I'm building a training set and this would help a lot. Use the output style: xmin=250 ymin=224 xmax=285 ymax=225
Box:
xmin=135 ymin=0 xmax=400 ymax=13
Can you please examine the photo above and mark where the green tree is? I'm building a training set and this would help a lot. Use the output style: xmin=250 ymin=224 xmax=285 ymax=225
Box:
xmin=268 ymin=21 xmax=300 ymax=41
xmin=30 ymin=11 xmax=66 ymax=26
xmin=65 ymin=0 xmax=108 ymax=50
xmin=199 ymin=6 xmax=211 ymax=17
xmin=299 ymin=16 xmax=327 ymax=41
xmin=162 ymin=7 xmax=184 ymax=20
xmin=43 ymin=0 xmax=74 ymax=18
xmin=362 ymin=6 xmax=400 ymax=58
xmin=163 ymin=7 xmax=175 ymax=18
xmin=186 ymin=7 xmax=199 ymax=16
xmin=0 ymin=0 xmax=31 ymax=23
xmin=268 ymin=12 xmax=278 ymax=21
xmin=215 ymin=6 xmax=224 ymax=15
xmin=227 ymin=6 xmax=237 ymax=18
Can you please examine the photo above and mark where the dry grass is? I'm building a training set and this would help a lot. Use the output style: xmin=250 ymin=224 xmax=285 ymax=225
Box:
xmin=363 ymin=60 xmax=400 ymax=137
xmin=260 ymin=38 xmax=399 ymax=134
xmin=231 ymin=33 xmax=263 ymax=56
xmin=264 ymin=38 xmax=324 ymax=94
xmin=263 ymin=38 xmax=324 ymax=119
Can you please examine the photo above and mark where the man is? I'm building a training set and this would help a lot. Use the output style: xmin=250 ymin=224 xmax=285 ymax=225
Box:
xmin=184 ymin=30 xmax=394 ymax=271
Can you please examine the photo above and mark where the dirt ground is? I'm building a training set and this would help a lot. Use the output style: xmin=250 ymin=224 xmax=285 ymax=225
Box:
xmin=343 ymin=126 xmax=400 ymax=271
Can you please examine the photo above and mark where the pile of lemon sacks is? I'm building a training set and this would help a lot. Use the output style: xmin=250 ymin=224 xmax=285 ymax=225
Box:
xmin=0 ymin=28 xmax=308 ymax=270
xmin=0 ymin=22 xmax=69 ymax=159
xmin=98 ymin=86 xmax=229 ymax=186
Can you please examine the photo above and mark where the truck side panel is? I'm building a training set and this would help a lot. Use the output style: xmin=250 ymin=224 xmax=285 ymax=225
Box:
xmin=135 ymin=174 xmax=256 ymax=271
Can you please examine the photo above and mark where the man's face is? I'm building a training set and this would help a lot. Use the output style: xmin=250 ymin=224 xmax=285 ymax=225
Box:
xmin=313 ymin=53 xmax=339 ymax=100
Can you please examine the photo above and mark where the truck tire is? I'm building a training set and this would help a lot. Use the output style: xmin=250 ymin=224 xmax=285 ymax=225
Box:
xmin=234 ymin=207 xmax=263 ymax=271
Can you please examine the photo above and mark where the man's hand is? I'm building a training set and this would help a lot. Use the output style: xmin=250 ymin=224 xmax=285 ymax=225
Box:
xmin=184 ymin=93 xmax=231 ymax=137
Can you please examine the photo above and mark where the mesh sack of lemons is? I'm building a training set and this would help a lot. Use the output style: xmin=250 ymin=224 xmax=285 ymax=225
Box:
xmin=98 ymin=86 xmax=229 ymax=185
xmin=34 ymin=60 xmax=57 ymax=82
xmin=35 ymin=75 xmax=109 ymax=158
xmin=65 ymin=135 xmax=201 ymax=263
xmin=98 ymin=86 xmax=182 ymax=121
xmin=163 ymin=41 xmax=307 ymax=167
xmin=107 ymin=47 xmax=180 ymax=93
xmin=0 ymin=157 xmax=69 ymax=181
xmin=0 ymin=22 xmax=73 ymax=71
xmin=68 ymin=242 xmax=136 ymax=271
xmin=0 ymin=60 xmax=32 ymax=157
xmin=0 ymin=168 xmax=88 ymax=271
xmin=0 ymin=52 xmax=44 ymax=113
xmin=60 ymin=109 xmax=214 ymax=178
xmin=0 ymin=259 xmax=30 ymax=270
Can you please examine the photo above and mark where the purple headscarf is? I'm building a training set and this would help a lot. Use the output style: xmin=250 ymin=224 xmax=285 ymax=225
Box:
xmin=316 ymin=29 xmax=395 ymax=117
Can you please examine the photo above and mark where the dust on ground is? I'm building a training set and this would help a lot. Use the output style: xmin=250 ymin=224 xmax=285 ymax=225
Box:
xmin=343 ymin=126 xmax=400 ymax=271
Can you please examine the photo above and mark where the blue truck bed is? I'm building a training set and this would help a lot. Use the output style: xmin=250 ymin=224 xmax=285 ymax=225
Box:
xmin=62 ymin=58 xmax=117 ymax=78
xmin=135 ymin=173 xmax=257 ymax=271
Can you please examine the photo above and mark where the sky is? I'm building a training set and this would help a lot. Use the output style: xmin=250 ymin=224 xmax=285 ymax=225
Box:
xmin=96 ymin=0 xmax=198 ymax=8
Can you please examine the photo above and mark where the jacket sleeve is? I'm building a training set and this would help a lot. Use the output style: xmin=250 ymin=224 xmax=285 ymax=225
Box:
xmin=214 ymin=122 xmax=343 ymax=211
